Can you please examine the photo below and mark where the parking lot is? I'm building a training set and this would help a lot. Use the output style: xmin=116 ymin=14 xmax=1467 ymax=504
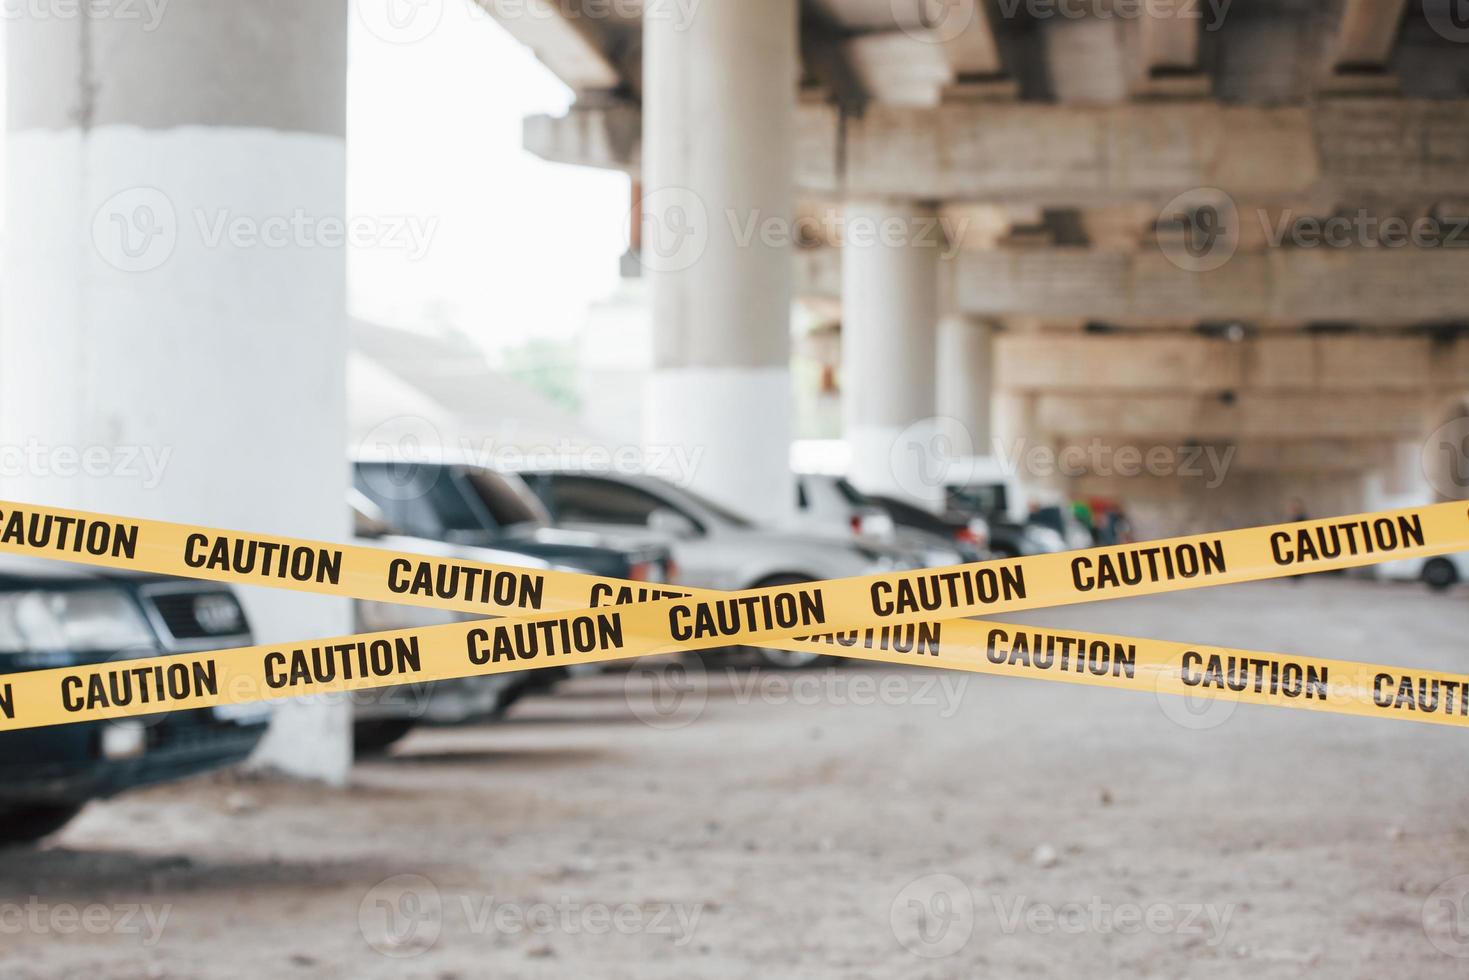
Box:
xmin=3 ymin=576 xmax=1466 ymax=979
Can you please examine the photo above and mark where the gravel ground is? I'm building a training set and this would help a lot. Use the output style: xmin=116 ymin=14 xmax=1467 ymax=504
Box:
xmin=2 ymin=577 xmax=1468 ymax=979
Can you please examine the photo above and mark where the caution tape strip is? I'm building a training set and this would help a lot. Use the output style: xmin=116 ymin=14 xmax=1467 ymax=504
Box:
xmin=1 ymin=610 xmax=1464 ymax=731
xmin=0 ymin=499 xmax=1462 ymax=730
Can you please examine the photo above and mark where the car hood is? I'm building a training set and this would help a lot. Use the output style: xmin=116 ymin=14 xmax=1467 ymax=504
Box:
xmin=0 ymin=553 xmax=165 ymax=588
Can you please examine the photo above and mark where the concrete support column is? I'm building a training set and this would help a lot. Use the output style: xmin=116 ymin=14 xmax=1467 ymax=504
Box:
xmin=641 ymin=0 xmax=798 ymax=525
xmin=4 ymin=4 xmax=352 ymax=782
xmin=937 ymin=315 xmax=996 ymax=456
xmin=841 ymin=201 xmax=942 ymax=507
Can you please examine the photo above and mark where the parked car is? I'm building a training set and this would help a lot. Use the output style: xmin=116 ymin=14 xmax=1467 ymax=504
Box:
xmin=866 ymin=494 xmax=991 ymax=562
xmin=349 ymin=492 xmax=581 ymax=753
xmin=511 ymin=469 xmax=912 ymax=668
xmin=352 ymin=456 xmax=675 ymax=584
xmin=794 ymin=474 xmax=965 ymax=569
xmin=944 ymin=487 xmax=1068 ymax=557
xmin=0 ymin=557 xmax=265 ymax=844
xmin=1027 ymin=503 xmax=1095 ymax=551
xmin=1376 ymin=551 xmax=1468 ymax=592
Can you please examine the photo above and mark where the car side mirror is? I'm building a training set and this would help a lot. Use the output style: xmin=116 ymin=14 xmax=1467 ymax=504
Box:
xmin=647 ymin=508 xmax=697 ymax=539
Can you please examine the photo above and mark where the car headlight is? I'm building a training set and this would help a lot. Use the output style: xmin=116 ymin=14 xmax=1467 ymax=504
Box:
xmin=0 ymin=589 xmax=156 ymax=662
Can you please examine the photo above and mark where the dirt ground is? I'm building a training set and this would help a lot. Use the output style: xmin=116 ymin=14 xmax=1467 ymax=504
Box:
xmin=3 ymin=577 xmax=1468 ymax=979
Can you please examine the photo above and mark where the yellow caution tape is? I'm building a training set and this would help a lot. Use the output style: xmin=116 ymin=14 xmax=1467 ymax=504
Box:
xmin=0 ymin=499 xmax=1463 ymax=731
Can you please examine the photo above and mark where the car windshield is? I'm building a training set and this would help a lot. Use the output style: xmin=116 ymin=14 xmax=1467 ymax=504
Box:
xmin=670 ymin=483 xmax=754 ymax=529
xmin=833 ymin=477 xmax=872 ymax=506
xmin=463 ymin=469 xmax=547 ymax=529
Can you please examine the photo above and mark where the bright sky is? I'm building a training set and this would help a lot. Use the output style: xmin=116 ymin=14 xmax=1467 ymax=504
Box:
xmin=0 ymin=7 xmax=629 ymax=358
xmin=347 ymin=1 xmax=629 ymax=355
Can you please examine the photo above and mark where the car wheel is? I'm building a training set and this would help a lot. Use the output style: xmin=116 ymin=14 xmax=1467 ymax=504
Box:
xmin=352 ymin=718 xmax=417 ymax=756
xmin=750 ymin=575 xmax=827 ymax=670
xmin=0 ymin=803 xmax=85 ymax=845
xmin=1423 ymin=558 xmax=1458 ymax=593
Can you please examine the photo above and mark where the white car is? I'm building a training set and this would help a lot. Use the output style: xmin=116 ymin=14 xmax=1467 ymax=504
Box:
xmin=794 ymin=474 xmax=966 ymax=568
xmin=511 ymin=470 xmax=916 ymax=667
xmin=1376 ymin=551 xmax=1467 ymax=592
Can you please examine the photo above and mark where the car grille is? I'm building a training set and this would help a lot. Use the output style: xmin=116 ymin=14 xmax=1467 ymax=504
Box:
xmin=144 ymin=589 xmax=249 ymax=644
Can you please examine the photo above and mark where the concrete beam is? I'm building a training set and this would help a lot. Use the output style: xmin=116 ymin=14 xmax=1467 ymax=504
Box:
xmin=1035 ymin=392 xmax=1428 ymax=440
xmin=1331 ymin=0 xmax=1408 ymax=71
xmin=1139 ymin=8 xmax=1199 ymax=73
xmin=995 ymin=334 xmax=1453 ymax=394
xmin=478 ymin=0 xmax=623 ymax=92
xmin=794 ymin=245 xmax=1469 ymax=322
xmin=525 ymin=97 xmax=1469 ymax=204
xmin=953 ymin=247 xmax=1469 ymax=322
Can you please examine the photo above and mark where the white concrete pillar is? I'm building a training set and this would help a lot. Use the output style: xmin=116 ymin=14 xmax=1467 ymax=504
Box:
xmin=4 ymin=4 xmax=352 ymax=782
xmin=937 ymin=315 xmax=996 ymax=455
xmin=641 ymin=0 xmax=798 ymax=525
xmin=841 ymin=201 xmax=942 ymax=507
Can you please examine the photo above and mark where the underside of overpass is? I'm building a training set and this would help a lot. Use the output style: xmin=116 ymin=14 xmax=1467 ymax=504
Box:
xmin=484 ymin=0 xmax=1469 ymax=533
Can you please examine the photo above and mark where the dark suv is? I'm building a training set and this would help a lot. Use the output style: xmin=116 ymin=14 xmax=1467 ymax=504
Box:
xmin=0 ymin=557 xmax=265 ymax=844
